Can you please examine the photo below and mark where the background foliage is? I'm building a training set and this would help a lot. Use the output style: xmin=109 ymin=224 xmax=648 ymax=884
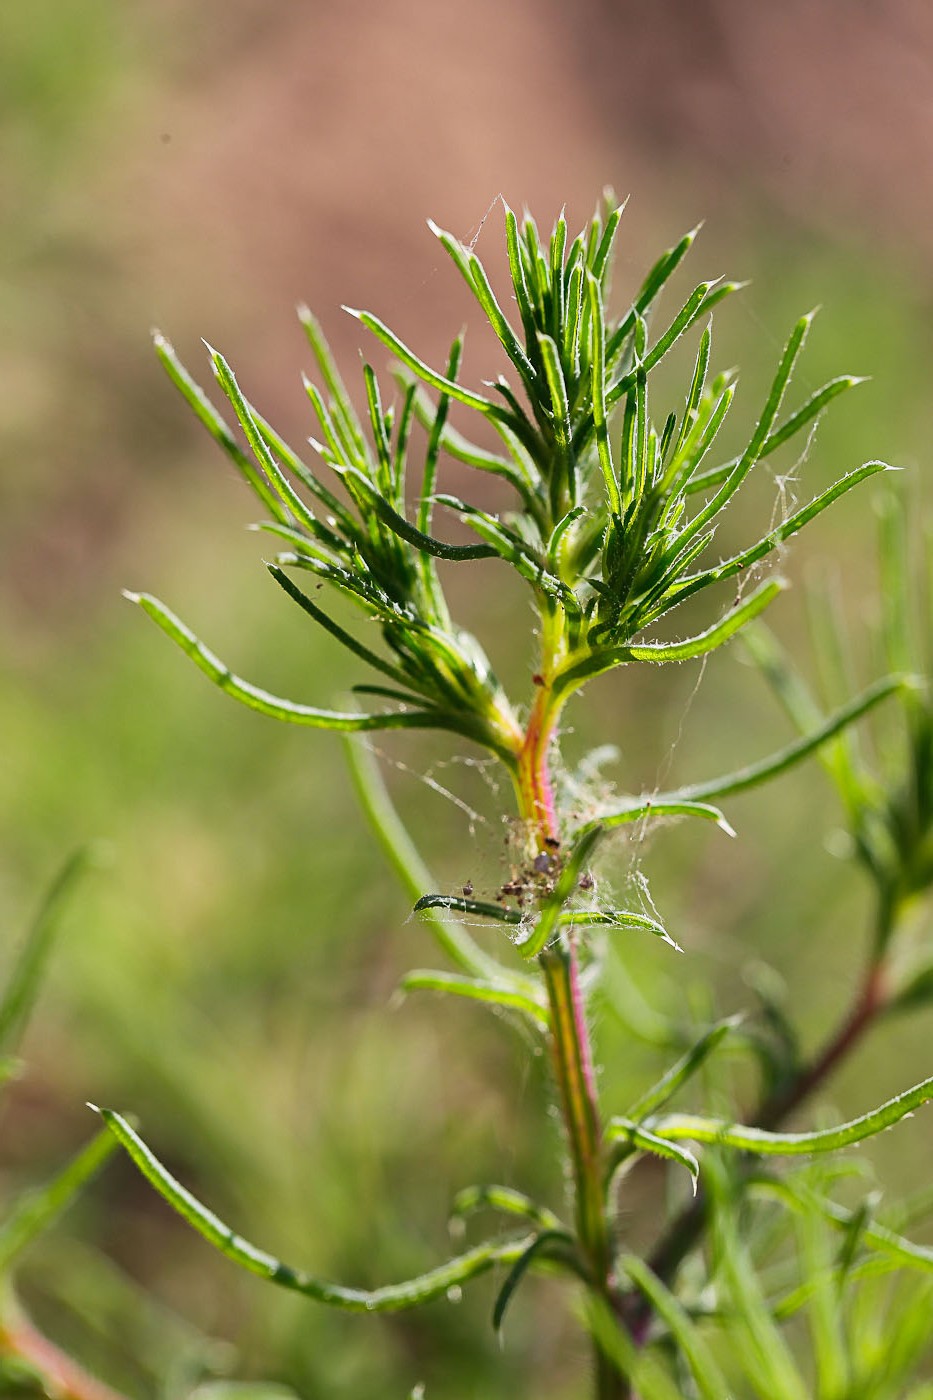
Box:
xmin=1 ymin=3 xmax=931 ymax=1396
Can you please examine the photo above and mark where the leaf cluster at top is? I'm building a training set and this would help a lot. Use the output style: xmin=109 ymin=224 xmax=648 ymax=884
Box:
xmin=141 ymin=195 xmax=887 ymax=768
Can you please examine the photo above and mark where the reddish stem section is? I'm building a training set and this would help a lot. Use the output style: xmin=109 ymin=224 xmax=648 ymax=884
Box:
xmin=755 ymin=960 xmax=888 ymax=1130
xmin=516 ymin=684 xmax=625 ymax=1397
xmin=517 ymin=687 xmax=560 ymax=846
xmin=0 ymin=1310 xmax=126 ymax=1400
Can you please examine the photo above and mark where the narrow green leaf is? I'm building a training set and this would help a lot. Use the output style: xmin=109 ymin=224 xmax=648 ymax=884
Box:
xmin=657 ymin=461 xmax=893 ymax=615
xmin=504 ymin=205 xmax=538 ymax=345
xmin=764 ymin=374 xmax=867 ymax=456
xmin=610 ymin=1120 xmax=699 ymax=1193
xmin=0 ymin=1128 xmax=118 ymax=1272
xmin=209 ymin=348 xmax=327 ymax=535
xmin=362 ymin=363 xmax=393 ymax=495
xmin=587 ymin=273 xmax=620 ymax=513
xmin=581 ymin=1294 xmax=683 ymax=1400
xmin=267 ymin=565 xmax=426 ymax=695
xmin=338 ymin=468 xmax=495 ymax=561
xmin=708 ymin=1165 xmax=810 ymax=1400
xmin=674 ymin=312 xmax=816 ymax=547
xmin=555 ymin=578 xmax=784 ymax=697
xmin=665 ymin=324 xmax=712 ymax=473
xmin=492 ymin=1230 xmax=582 ymax=1331
xmin=620 ymin=1068 xmax=933 ymax=1155
xmin=596 ymin=796 xmax=733 ymax=836
xmin=125 ymin=592 xmax=460 ymax=735
xmin=153 ymin=333 xmax=287 ymax=521
xmin=559 ymin=907 xmax=673 ymax=945
xmin=248 ymin=409 xmax=351 ymax=536
xmin=96 ymin=1108 xmax=533 ymax=1312
xmin=537 ymin=333 xmax=571 ymax=443
xmin=434 ymin=222 xmax=539 ymax=388
xmin=625 ymin=577 xmax=785 ymax=662
xmin=450 ymin=1185 xmax=563 ymax=1232
xmin=589 ymin=198 xmax=627 ymax=286
xmin=400 ymin=971 xmax=549 ymax=1026
xmin=620 ymin=1254 xmax=728 ymax=1400
xmin=298 ymin=304 xmax=369 ymax=461
xmin=605 ymin=224 xmax=701 ymax=366
xmin=546 ymin=506 xmax=585 ymax=578
xmin=655 ymin=674 xmax=907 ymax=804
xmin=625 ymin=1017 xmax=742 ymax=1121
xmin=0 ymin=848 xmax=96 ymax=1056
xmin=344 ymin=308 xmax=500 ymax=416
xmin=418 ymin=337 xmax=463 ymax=533
xmin=413 ymin=894 xmax=521 ymax=924
xmin=548 ymin=213 xmax=567 ymax=338
xmin=606 ymin=281 xmax=721 ymax=405
xmin=751 ymin=1174 xmax=933 ymax=1276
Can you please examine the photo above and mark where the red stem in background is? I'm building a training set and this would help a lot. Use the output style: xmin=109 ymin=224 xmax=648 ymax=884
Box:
xmin=0 ymin=1307 xmax=127 ymax=1400
xmin=627 ymin=954 xmax=892 ymax=1342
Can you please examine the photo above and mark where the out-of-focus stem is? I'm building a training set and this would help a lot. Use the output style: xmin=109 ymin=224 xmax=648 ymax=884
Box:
xmin=0 ymin=1301 xmax=127 ymax=1400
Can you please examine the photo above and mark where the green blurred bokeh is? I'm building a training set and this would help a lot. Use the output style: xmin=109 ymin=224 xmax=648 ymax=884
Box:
xmin=1 ymin=3 xmax=930 ymax=1396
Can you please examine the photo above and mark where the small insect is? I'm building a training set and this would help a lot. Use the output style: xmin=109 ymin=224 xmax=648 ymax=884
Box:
xmin=533 ymin=852 xmax=553 ymax=875
xmin=579 ymin=872 xmax=595 ymax=892
xmin=462 ymin=880 xmax=474 ymax=897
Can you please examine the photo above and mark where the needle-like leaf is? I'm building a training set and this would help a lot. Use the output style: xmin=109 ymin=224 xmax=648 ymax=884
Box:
xmin=96 ymin=1108 xmax=535 ymax=1312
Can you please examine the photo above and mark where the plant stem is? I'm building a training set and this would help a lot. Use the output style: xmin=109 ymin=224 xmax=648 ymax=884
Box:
xmin=0 ymin=1300 xmax=127 ymax=1400
xmin=514 ymin=671 xmax=626 ymax=1399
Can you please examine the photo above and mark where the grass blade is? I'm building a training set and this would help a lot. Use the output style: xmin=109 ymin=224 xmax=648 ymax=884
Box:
xmin=0 ymin=1128 xmax=118 ymax=1271
xmin=0 ymin=848 xmax=96 ymax=1056
xmin=620 ymin=1254 xmax=728 ymax=1399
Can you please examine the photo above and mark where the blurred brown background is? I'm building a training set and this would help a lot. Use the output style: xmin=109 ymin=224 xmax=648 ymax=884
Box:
xmin=1 ymin=2 xmax=931 ymax=1397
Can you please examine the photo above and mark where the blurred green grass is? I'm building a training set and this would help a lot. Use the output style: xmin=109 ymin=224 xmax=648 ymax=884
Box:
xmin=1 ymin=3 xmax=931 ymax=1397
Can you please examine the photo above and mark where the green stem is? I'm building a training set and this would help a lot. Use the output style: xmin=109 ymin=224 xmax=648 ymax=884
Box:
xmin=513 ymin=669 xmax=626 ymax=1399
